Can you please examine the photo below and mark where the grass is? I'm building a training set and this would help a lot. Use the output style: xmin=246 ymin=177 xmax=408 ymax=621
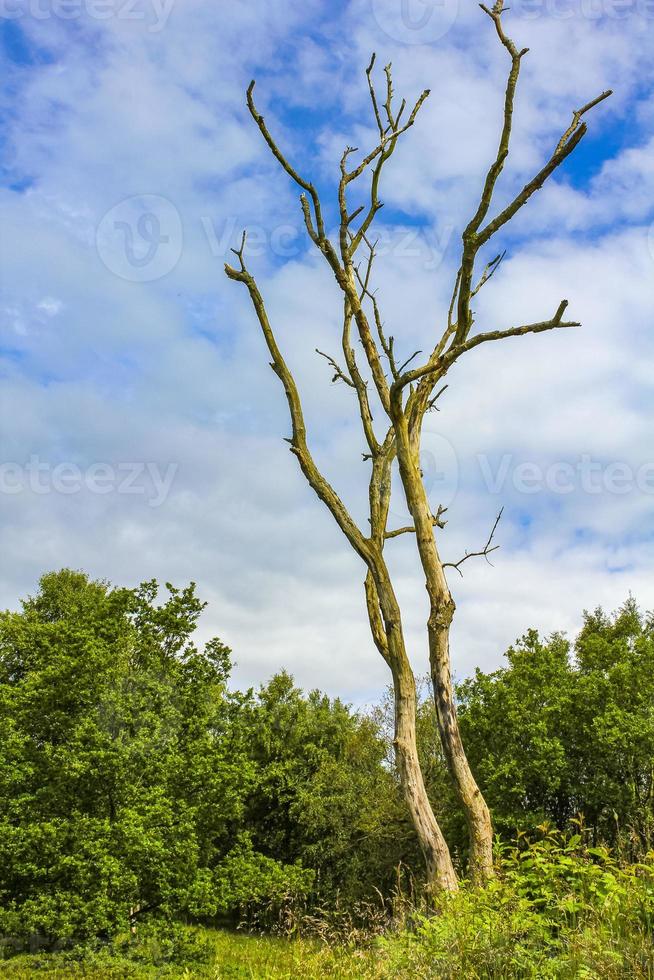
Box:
xmin=2 ymin=914 xmax=654 ymax=979
xmin=0 ymin=929 xmax=385 ymax=979
xmin=3 ymin=836 xmax=654 ymax=979
xmin=210 ymin=930 xmax=383 ymax=978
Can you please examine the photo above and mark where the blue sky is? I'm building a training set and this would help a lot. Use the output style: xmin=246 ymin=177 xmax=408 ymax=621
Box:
xmin=1 ymin=0 xmax=654 ymax=701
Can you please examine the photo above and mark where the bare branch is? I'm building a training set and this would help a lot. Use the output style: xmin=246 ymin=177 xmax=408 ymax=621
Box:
xmin=341 ymin=301 xmax=381 ymax=456
xmin=246 ymin=79 xmax=391 ymax=418
xmin=434 ymin=503 xmax=449 ymax=527
xmin=353 ymin=235 xmax=398 ymax=380
xmin=247 ymin=81 xmax=328 ymax=245
xmin=368 ymin=425 xmax=397 ymax=543
xmin=386 ymin=505 xmax=448 ymax=539
xmin=448 ymin=269 xmax=462 ymax=332
xmin=316 ymin=348 xmax=355 ymax=387
xmin=447 ymin=300 xmax=579 ymax=362
xmin=364 ymin=569 xmax=391 ymax=664
xmin=347 ymin=204 xmax=365 ymax=225
xmin=476 ymin=92 xmax=610 ymax=250
xmin=385 ymin=525 xmax=417 ymax=540
xmin=454 ymin=1 xmax=528 ymax=344
xmin=445 ymin=1 xmax=610 ymax=351
xmin=346 ymin=61 xmax=430 ymax=257
xmin=366 ymin=53 xmax=385 ymax=140
xmin=427 ymin=384 xmax=448 ymax=412
xmin=225 ymin=243 xmax=372 ymax=562
xmin=471 ymin=250 xmax=506 ymax=298
xmin=342 ymin=92 xmax=428 ymax=188
xmin=555 ymin=89 xmax=613 ymax=154
xmin=397 ymin=350 xmax=422 ymax=375
xmin=384 ymin=62 xmax=395 ymax=129
xmin=397 ymin=298 xmax=579 ymax=396
xmin=443 ymin=508 xmax=503 ymax=577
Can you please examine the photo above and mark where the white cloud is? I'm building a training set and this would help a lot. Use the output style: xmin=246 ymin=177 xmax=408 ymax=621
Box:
xmin=1 ymin=1 xmax=654 ymax=703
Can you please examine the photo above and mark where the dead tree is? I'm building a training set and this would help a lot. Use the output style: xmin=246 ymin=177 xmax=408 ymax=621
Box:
xmin=225 ymin=1 xmax=611 ymax=889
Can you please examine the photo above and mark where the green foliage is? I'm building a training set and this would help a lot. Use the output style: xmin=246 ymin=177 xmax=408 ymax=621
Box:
xmin=0 ymin=923 xmax=217 ymax=977
xmin=456 ymin=599 xmax=654 ymax=856
xmin=3 ymin=573 xmax=654 ymax=980
xmin=382 ymin=832 xmax=654 ymax=978
xmin=0 ymin=926 xmax=385 ymax=978
xmin=211 ymin=834 xmax=313 ymax=917
xmin=206 ymin=928 xmax=383 ymax=979
xmin=0 ymin=571 xmax=310 ymax=948
xmin=240 ymin=671 xmax=411 ymax=907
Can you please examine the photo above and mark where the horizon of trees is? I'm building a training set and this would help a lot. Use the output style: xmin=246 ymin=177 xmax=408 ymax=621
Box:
xmin=1 ymin=569 xmax=652 ymax=951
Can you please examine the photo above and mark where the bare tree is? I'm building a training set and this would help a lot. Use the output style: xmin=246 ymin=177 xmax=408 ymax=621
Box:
xmin=226 ymin=0 xmax=611 ymax=890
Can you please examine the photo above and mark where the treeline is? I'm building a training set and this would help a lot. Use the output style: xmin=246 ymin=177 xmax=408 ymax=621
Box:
xmin=0 ymin=571 xmax=653 ymax=949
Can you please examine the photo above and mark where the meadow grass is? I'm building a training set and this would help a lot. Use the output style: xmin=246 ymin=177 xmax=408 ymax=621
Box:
xmin=3 ymin=837 xmax=654 ymax=980
xmin=0 ymin=929 xmax=385 ymax=979
xmin=1 ymin=915 xmax=654 ymax=980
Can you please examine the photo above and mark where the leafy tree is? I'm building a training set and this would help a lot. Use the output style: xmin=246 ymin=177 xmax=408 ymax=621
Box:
xmin=572 ymin=598 xmax=654 ymax=851
xmin=0 ymin=571 xmax=310 ymax=947
xmin=455 ymin=600 xmax=654 ymax=855
xmin=239 ymin=672 xmax=413 ymax=905
xmin=456 ymin=630 xmax=575 ymax=836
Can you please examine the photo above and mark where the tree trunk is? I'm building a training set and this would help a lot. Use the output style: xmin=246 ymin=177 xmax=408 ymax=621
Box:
xmin=429 ymin=605 xmax=494 ymax=883
xmin=392 ymin=411 xmax=494 ymax=883
xmin=365 ymin=570 xmax=458 ymax=891
xmin=393 ymin=652 xmax=459 ymax=891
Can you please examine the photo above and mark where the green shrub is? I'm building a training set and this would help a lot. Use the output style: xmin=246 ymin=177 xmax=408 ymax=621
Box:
xmin=380 ymin=832 xmax=654 ymax=979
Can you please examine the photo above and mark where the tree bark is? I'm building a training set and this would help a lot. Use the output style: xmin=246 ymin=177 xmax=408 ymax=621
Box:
xmin=391 ymin=407 xmax=494 ymax=883
xmin=393 ymin=655 xmax=458 ymax=890
xmin=365 ymin=570 xmax=458 ymax=891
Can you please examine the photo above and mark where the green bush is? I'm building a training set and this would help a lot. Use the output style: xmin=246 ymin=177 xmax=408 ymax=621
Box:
xmin=0 ymin=571 xmax=314 ymax=949
xmin=456 ymin=601 xmax=654 ymax=859
xmin=381 ymin=832 xmax=654 ymax=979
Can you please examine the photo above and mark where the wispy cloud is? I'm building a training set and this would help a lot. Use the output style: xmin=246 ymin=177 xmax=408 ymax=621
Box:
xmin=1 ymin=1 xmax=653 ymax=701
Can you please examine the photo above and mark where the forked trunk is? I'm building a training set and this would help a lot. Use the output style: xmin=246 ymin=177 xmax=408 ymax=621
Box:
xmin=393 ymin=413 xmax=495 ymax=883
xmin=365 ymin=570 xmax=458 ymax=891
xmin=429 ymin=610 xmax=494 ymax=883
xmin=393 ymin=656 xmax=459 ymax=891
